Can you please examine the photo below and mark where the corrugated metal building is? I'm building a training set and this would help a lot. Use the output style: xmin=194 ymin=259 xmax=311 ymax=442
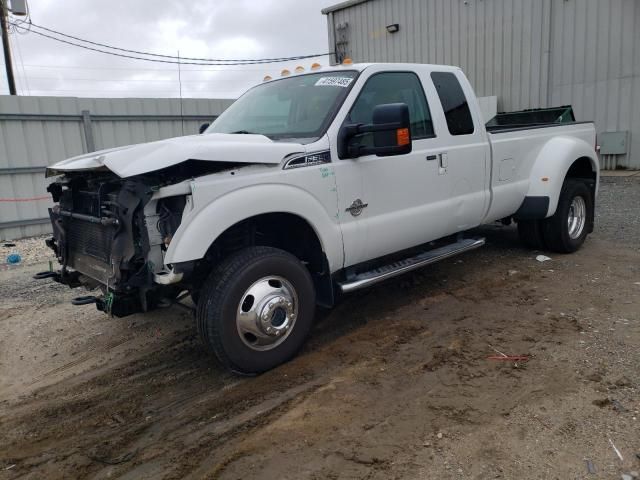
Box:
xmin=323 ymin=0 xmax=640 ymax=169
xmin=0 ymin=96 xmax=233 ymax=240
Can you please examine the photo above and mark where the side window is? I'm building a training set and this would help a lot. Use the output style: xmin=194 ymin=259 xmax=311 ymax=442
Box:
xmin=431 ymin=72 xmax=475 ymax=135
xmin=347 ymin=72 xmax=434 ymax=141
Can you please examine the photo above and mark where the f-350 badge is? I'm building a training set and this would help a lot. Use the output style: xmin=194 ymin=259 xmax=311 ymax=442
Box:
xmin=346 ymin=199 xmax=368 ymax=217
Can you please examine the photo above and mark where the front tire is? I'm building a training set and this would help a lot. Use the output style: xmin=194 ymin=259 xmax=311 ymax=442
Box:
xmin=541 ymin=179 xmax=593 ymax=253
xmin=196 ymin=246 xmax=316 ymax=374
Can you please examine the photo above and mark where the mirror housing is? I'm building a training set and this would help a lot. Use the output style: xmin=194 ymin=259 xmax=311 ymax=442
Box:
xmin=338 ymin=103 xmax=412 ymax=159
xmin=199 ymin=122 xmax=210 ymax=134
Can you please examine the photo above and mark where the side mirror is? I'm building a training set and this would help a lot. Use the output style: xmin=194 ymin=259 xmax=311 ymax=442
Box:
xmin=199 ymin=122 xmax=210 ymax=134
xmin=338 ymin=103 xmax=412 ymax=159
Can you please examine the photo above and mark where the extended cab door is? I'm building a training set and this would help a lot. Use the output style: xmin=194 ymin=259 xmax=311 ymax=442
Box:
xmin=331 ymin=67 xmax=458 ymax=267
xmin=427 ymin=70 xmax=490 ymax=232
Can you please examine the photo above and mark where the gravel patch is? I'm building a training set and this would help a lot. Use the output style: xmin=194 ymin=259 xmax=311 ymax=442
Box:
xmin=1 ymin=234 xmax=55 ymax=267
xmin=595 ymin=176 xmax=640 ymax=248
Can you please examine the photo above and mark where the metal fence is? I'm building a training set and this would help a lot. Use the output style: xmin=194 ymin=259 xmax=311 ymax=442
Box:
xmin=0 ymin=95 xmax=234 ymax=240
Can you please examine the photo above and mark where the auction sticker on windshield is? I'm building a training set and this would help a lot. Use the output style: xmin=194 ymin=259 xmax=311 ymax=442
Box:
xmin=315 ymin=77 xmax=354 ymax=87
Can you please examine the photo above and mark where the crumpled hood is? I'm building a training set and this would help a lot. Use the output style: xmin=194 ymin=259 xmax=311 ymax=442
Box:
xmin=46 ymin=133 xmax=306 ymax=178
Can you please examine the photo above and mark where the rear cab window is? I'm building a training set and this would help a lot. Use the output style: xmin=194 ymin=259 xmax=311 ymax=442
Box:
xmin=430 ymin=72 xmax=475 ymax=136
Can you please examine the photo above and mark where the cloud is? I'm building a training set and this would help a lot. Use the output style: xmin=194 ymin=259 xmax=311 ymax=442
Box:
xmin=2 ymin=0 xmax=338 ymax=99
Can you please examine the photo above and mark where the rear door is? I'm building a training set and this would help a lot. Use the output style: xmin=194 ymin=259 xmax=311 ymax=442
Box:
xmin=427 ymin=70 xmax=490 ymax=231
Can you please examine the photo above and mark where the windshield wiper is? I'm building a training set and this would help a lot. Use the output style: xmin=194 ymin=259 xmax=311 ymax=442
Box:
xmin=230 ymin=130 xmax=256 ymax=134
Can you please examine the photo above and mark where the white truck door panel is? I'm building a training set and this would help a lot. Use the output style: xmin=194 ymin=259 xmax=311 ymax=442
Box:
xmin=424 ymin=70 xmax=490 ymax=232
xmin=332 ymin=69 xmax=456 ymax=266
xmin=354 ymin=137 xmax=451 ymax=262
xmin=436 ymin=139 xmax=489 ymax=231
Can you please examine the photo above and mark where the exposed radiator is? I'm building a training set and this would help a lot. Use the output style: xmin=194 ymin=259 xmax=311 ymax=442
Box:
xmin=66 ymin=218 xmax=116 ymax=283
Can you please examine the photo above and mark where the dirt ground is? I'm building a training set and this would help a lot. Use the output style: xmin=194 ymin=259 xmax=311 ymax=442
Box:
xmin=1 ymin=177 xmax=639 ymax=480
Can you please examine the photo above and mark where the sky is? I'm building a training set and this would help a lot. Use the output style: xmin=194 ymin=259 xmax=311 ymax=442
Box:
xmin=1 ymin=0 xmax=338 ymax=99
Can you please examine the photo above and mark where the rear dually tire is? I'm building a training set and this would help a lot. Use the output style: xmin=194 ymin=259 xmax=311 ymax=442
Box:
xmin=541 ymin=179 xmax=593 ymax=253
xmin=517 ymin=219 xmax=546 ymax=250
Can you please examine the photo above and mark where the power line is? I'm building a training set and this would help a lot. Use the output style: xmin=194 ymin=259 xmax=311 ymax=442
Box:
xmin=8 ymin=28 xmax=29 ymax=94
xmin=26 ymin=88 xmax=236 ymax=95
xmin=22 ymin=75 xmax=256 ymax=83
xmin=6 ymin=0 xmax=32 ymax=35
xmin=25 ymin=20 xmax=328 ymax=63
xmin=177 ymin=50 xmax=184 ymax=135
xmin=14 ymin=25 xmax=330 ymax=66
xmin=22 ymin=64 xmax=273 ymax=72
xmin=10 ymin=21 xmax=333 ymax=65
xmin=14 ymin=35 xmax=30 ymax=94
xmin=24 ymin=86 xmax=233 ymax=92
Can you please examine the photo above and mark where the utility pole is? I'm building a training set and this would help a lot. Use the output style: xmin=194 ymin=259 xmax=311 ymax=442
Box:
xmin=0 ymin=0 xmax=17 ymax=95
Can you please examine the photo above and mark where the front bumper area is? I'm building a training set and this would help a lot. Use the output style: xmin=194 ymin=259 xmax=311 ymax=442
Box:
xmin=40 ymin=177 xmax=186 ymax=317
xmin=34 ymin=267 xmax=148 ymax=318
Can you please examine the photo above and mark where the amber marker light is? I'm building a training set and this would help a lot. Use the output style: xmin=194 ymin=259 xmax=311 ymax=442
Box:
xmin=397 ymin=128 xmax=410 ymax=146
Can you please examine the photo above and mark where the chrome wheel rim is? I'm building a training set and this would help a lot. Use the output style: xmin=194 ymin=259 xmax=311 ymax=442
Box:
xmin=236 ymin=276 xmax=298 ymax=351
xmin=567 ymin=196 xmax=586 ymax=239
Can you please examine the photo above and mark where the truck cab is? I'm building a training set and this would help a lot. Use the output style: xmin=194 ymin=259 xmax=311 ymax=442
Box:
xmin=328 ymin=64 xmax=490 ymax=266
xmin=40 ymin=62 xmax=598 ymax=374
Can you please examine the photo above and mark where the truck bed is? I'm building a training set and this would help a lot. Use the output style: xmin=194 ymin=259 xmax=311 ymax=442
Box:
xmin=484 ymin=121 xmax=597 ymax=223
xmin=486 ymin=105 xmax=577 ymax=133
xmin=486 ymin=120 xmax=594 ymax=134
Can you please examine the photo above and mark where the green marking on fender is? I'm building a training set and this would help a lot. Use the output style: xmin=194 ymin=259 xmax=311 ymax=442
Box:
xmin=319 ymin=167 xmax=335 ymax=179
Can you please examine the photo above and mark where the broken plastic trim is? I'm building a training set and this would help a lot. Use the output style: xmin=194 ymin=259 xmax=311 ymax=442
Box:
xmin=57 ymin=209 xmax=119 ymax=226
xmin=154 ymin=269 xmax=184 ymax=285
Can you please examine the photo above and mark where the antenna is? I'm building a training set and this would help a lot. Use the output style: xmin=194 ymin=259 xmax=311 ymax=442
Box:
xmin=177 ymin=50 xmax=184 ymax=135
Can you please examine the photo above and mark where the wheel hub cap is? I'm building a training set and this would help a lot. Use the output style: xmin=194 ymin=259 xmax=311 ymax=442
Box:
xmin=236 ymin=276 xmax=298 ymax=351
xmin=259 ymin=295 xmax=295 ymax=335
xmin=567 ymin=196 xmax=586 ymax=240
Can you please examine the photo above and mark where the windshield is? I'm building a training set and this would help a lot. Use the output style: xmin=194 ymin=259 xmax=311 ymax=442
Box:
xmin=206 ymin=70 xmax=358 ymax=143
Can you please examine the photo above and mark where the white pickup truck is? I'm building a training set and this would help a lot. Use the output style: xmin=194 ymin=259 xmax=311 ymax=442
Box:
xmin=38 ymin=62 xmax=598 ymax=373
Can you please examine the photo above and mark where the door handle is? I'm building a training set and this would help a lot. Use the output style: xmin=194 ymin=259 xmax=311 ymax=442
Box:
xmin=438 ymin=152 xmax=448 ymax=175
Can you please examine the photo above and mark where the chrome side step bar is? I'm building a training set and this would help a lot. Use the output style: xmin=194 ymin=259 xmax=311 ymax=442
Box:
xmin=338 ymin=238 xmax=485 ymax=294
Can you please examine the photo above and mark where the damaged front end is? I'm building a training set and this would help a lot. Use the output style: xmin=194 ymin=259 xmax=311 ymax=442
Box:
xmin=35 ymin=130 xmax=306 ymax=317
xmin=40 ymin=170 xmax=193 ymax=317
